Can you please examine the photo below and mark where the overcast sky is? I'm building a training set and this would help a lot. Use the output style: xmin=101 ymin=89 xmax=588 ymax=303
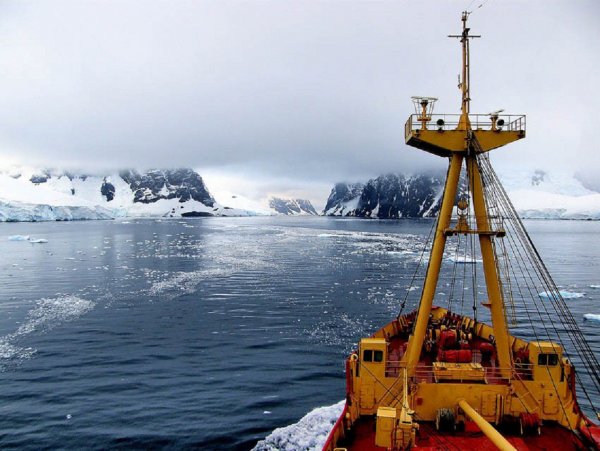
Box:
xmin=0 ymin=0 xmax=598 ymax=207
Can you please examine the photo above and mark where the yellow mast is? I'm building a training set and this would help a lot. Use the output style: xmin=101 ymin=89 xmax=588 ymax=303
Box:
xmin=403 ymin=12 xmax=526 ymax=377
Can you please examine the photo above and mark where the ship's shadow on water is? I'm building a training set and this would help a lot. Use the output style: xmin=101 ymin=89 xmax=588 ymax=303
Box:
xmin=0 ymin=217 xmax=598 ymax=450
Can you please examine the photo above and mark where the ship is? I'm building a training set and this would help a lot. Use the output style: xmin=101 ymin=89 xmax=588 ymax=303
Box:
xmin=324 ymin=12 xmax=600 ymax=451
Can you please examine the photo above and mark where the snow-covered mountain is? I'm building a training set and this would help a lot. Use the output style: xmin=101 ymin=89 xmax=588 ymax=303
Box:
xmin=268 ymin=197 xmax=317 ymax=216
xmin=3 ymin=165 xmax=599 ymax=222
xmin=0 ymin=168 xmax=261 ymax=221
xmin=322 ymin=182 xmax=365 ymax=216
xmin=324 ymin=169 xmax=600 ymax=220
xmin=323 ymin=173 xmax=444 ymax=218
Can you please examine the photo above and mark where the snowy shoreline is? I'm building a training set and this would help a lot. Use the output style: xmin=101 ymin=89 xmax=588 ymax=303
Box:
xmin=2 ymin=206 xmax=600 ymax=223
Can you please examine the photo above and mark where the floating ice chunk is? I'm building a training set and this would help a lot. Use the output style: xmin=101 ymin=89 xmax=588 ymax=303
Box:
xmin=447 ymin=256 xmax=482 ymax=264
xmin=584 ymin=314 xmax=600 ymax=322
xmin=590 ymin=285 xmax=600 ymax=289
xmin=8 ymin=235 xmax=30 ymax=241
xmin=8 ymin=235 xmax=47 ymax=243
xmin=253 ymin=400 xmax=344 ymax=451
xmin=539 ymin=290 xmax=585 ymax=299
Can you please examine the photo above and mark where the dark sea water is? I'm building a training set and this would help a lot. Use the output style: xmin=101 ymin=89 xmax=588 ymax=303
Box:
xmin=0 ymin=217 xmax=598 ymax=450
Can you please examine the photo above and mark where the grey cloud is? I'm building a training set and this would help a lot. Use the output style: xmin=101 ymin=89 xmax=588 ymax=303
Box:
xmin=0 ymin=0 xmax=598 ymax=191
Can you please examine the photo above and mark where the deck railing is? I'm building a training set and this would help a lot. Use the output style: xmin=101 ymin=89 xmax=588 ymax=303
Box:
xmin=404 ymin=113 xmax=526 ymax=139
xmin=385 ymin=360 xmax=533 ymax=384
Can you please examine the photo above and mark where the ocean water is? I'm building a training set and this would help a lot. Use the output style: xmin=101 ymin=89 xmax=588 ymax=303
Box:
xmin=0 ymin=217 xmax=598 ymax=450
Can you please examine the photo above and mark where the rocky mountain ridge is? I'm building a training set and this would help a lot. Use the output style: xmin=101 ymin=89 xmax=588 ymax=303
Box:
xmin=324 ymin=173 xmax=444 ymax=218
xmin=324 ymin=169 xmax=600 ymax=220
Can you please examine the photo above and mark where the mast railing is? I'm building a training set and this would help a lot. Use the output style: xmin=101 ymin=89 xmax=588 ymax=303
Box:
xmin=404 ymin=113 xmax=526 ymax=136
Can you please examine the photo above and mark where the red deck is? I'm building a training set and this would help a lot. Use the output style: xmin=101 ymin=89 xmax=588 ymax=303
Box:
xmin=340 ymin=417 xmax=583 ymax=451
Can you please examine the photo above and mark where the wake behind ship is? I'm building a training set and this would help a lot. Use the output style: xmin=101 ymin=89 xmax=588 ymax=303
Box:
xmin=324 ymin=12 xmax=600 ymax=451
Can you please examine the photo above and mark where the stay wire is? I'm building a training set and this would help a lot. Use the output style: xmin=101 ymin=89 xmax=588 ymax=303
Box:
xmin=481 ymin=154 xmax=600 ymax=387
xmin=478 ymin=154 xmax=600 ymax=415
xmin=486 ymin=161 xmax=593 ymax=427
xmin=399 ymin=215 xmax=436 ymax=317
xmin=476 ymin=154 xmax=589 ymax=427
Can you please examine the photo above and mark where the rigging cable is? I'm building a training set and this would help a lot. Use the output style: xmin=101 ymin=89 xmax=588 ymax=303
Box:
xmin=481 ymin=153 xmax=600 ymax=391
xmin=474 ymin=151 xmax=587 ymax=428
xmin=399 ymin=216 xmax=436 ymax=317
xmin=477 ymin=153 xmax=600 ymax=419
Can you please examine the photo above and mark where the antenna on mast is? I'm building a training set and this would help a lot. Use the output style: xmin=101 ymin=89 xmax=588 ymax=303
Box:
xmin=448 ymin=11 xmax=481 ymax=120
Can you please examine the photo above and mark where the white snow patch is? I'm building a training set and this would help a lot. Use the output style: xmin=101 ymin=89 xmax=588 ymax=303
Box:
xmin=253 ymin=401 xmax=344 ymax=451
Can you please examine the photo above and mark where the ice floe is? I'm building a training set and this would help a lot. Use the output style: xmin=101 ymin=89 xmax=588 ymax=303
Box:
xmin=539 ymin=290 xmax=585 ymax=299
xmin=8 ymin=235 xmax=30 ymax=241
xmin=8 ymin=235 xmax=48 ymax=243
xmin=447 ymin=256 xmax=483 ymax=264
xmin=584 ymin=314 xmax=600 ymax=322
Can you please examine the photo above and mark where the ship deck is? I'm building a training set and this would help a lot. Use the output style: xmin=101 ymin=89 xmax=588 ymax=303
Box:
xmin=344 ymin=416 xmax=581 ymax=451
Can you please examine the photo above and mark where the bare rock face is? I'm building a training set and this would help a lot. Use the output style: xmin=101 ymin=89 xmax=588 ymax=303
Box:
xmin=119 ymin=169 xmax=215 ymax=206
xmin=324 ymin=173 xmax=446 ymax=218
xmin=323 ymin=183 xmax=365 ymax=216
xmin=101 ymin=178 xmax=115 ymax=202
